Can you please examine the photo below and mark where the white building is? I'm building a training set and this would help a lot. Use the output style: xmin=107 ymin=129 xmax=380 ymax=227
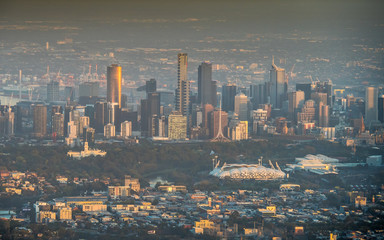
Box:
xmin=120 ymin=121 xmax=132 ymax=138
xmin=67 ymin=142 xmax=107 ymax=159
xmin=104 ymin=123 xmax=115 ymax=138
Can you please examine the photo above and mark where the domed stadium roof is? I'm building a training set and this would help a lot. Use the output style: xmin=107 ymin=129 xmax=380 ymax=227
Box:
xmin=209 ymin=163 xmax=286 ymax=180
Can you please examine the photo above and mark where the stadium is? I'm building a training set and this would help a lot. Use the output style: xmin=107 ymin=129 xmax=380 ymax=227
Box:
xmin=209 ymin=163 xmax=286 ymax=180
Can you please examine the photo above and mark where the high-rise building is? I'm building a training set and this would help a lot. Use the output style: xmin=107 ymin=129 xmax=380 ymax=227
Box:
xmin=365 ymin=87 xmax=378 ymax=126
xmin=52 ymin=113 xmax=64 ymax=137
xmin=168 ymin=112 xmax=187 ymax=140
xmin=121 ymin=121 xmax=132 ymax=138
xmin=175 ymin=53 xmax=190 ymax=116
xmin=296 ymin=83 xmax=312 ymax=101
xmin=379 ymin=95 xmax=384 ymax=123
xmin=107 ymin=64 xmax=122 ymax=108
xmin=234 ymin=93 xmax=248 ymax=121
xmin=222 ymin=84 xmax=237 ymax=112
xmin=104 ymin=123 xmax=116 ymax=139
xmin=79 ymin=116 xmax=90 ymax=136
xmin=313 ymin=80 xmax=333 ymax=107
xmin=64 ymin=87 xmax=74 ymax=103
xmin=83 ymin=127 xmax=95 ymax=144
xmin=319 ymin=104 xmax=329 ymax=127
xmin=148 ymin=93 xmax=160 ymax=136
xmin=33 ymin=105 xmax=47 ymax=137
xmin=250 ymin=83 xmax=267 ymax=108
xmin=146 ymin=78 xmax=157 ymax=95
xmin=311 ymin=92 xmax=328 ymax=106
xmin=297 ymin=100 xmax=316 ymax=123
xmin=79 ymin=82 xmax=99 ymax=98
xmin=229 ymin=120 xmax=248 ymax=141
xmin=269 ymin=58 xmax=287 ymax=109
xmin=288 ymin=91 xmax=305 ymax=113
xmin=67 ymin=121 xmax=77 ymax=139
xmin=94 ymin=101 xmax=108 ymax=133
xmin=198 ymin=62 xmax=217 ymax=107
xmin=47 ymin=81 xmax=60 ymax=102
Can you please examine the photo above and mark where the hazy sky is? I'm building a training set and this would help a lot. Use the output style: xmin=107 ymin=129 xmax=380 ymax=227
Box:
xmin=2 ymin=0 xmax=383 ymax=29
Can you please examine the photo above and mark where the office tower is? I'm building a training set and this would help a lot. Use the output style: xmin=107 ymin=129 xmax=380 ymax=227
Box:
xmin=107 ymin=102 xmax=119 ymax=125
xmin=85 ymin=105 xmax=95 ymax=128
xmin=147 ymin=92 xmax=160 ymax=137
xmin=202 ymin=104 xmax=214 ymax=130
xmin=198 ymin=62 xmax=217 ymax=107
xmin=379 ymin=95 xmax=384 ymax=123
xmin=120 ymin=109 xmax=138 ymax=131
xmin=234 ymin=93 xmax=248 ymax=121
xmin=296 ymin=83 xmax=312 ymax=101
xmin=269 ymin=58 xmax=287 ymax=109
xmin=33 ymin=105 xmax=47 ymax=137
xmin=121 ymin=94 xmax=128 ymax=108
xmin=297 ymin=100 xmax=316 ymax=123
xmin=67 ymin=121 xmax=77 ymax=138
xmin=146 ymin=78 xmax=157 ymax=95
xmin=311 ymin=92 xmax=328 ymax=106
xmin=15 ymin=105 xmax=22 ymax=134
xmin=288 ymin=91 xmax=305 ymax=113
xmin=365 ymin=87 xmax=378 ymax=126
xmin=319 ymin=104 xmax=329 ymax=127
xmin=229 ymin=120 xmax=248 ymax=141
xmin=79 ymin=82 xmax=99 ymax=97
xmin=64 ymin=87 xmax=74 ymax=103
xmin=47 ymin=81 xmax=59 ymax=102
xmin=157 ymin=116 xmax=166 ymax=137
xmin=83 ymin=127 xmax=95 ymax=144
xmin=209 ymin=110 xmax=228 ymax=139
xmin=107 ymin=64 xmax=122 ymax=108
xmin=120 ymin=121 xmax=132 ymax=138
xmin=52 ymin=113 xmax=64 ymax=137
xmin=140 ymin=99 xmax=148 ymax=135
xmin=79 ymin=116 xmax=90 ymax=136
xmin=222 ymin=83 xmax=237 ymax=112
xmin=104 ymin=123 xmax=115 ymax=138
xmin=175 ymin=53 xmax=190 ymax=116
xmin=63 ymin=106 xmax=73 ymax=137
xmin=168 ymin=112 xmax=187 ymax=140
xmin=313 ymin=80 xmax=333 ymax=107
xmin=70 ymin=109 xmax=80 ymax=137
xmin=95 ymin=101 xmax=108 ymax=133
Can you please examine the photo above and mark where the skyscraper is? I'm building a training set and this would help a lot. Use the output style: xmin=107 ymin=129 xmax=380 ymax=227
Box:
xmin=288 ymin=91 xmax=305 ymax=113
xmin=269 ymin=58 xmax=287 ymax=109
xmin=121 ymin=121 xmax=132 ymax=138
xmin=168 ymin=112 xmax=187 ymax=140
xmin=175 ymin=53 xmax=190 ymax=116
xmin=94 ymin=101 xmax=108 ymax=133
xmin=222 ymin=83 xmax=237 ymax=112
xmin=234 ymin=93 xmax=248 ymax=121
xmin=47 ymin=81 xmax=59 ymax=102
xmin=146 ymin=78 xmax=157 ymax=95
xmin=365 ymin=87 xmax=378 ymax=126
xmin=296 ymin=83 xmax=312 ymax=101
xmin=198 ymin=62 xmax=217 ymax=107
xmin=33 ymin=105 xmax=47 ymax=137
xmin=52 ymin=113 xmax=64 ymax=137
xmin=107 ymin=64 xmax=122 ymax=108
xmin=379 ymin=95 xmax=384 ymax=123
xmin=147 ymin=92 xmax=160 ymax=137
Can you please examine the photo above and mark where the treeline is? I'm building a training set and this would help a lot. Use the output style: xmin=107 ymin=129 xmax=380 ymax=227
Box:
xmin=0 ymin=139 xmax=355 ymax=185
